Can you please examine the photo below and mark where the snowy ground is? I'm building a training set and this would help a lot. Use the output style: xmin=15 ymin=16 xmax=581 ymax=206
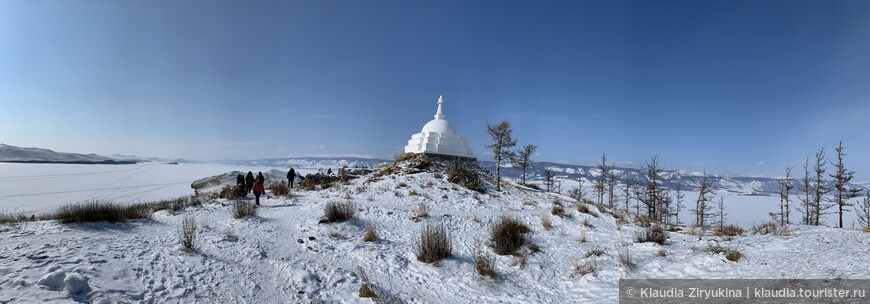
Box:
xmin=1 ymin=164 xmax=868 ymax=303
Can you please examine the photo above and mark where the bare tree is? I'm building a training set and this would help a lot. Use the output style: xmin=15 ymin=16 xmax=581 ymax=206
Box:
xmin=606 ymin=163 xmax=618 ymax=209
xmin=622 ymin=176 xmax=634 ymax=214
xmin=673 ymin=185 xmax=684 ymax=226
xmin=691 ymin=169 xmax=715 ymax=228
xmin=799 ymin=158 xmax=813 ymax=225
xmin=855 ymin=191 xmax=870 ymax=231
xmin=594 ymin=154 xmax=608 ymax=206
xmin=639 ymin=155 xmax=667 ymax=221
xmin=569 ymin=178 xmax=586 ymax=201
xmin=543 ymin=168 xmax=556 ymax=193
xmin=715 ymin=196 xmax=727 ymax=230
xmin=778 ymin=166 xmax=795 ymax=226
xmin=830 ymin=142 xmax=861 ymax=228
xmin=512 ymin=144 xmax=537 ymax=185
xmin=812 ymin=147 xmax=832 ymax=225
xmin=485 ymin=120 xmax=517 ymax=192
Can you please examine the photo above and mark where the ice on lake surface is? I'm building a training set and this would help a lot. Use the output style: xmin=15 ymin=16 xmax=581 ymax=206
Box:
xmin=0 ymin=162 xmax=312 ymax=214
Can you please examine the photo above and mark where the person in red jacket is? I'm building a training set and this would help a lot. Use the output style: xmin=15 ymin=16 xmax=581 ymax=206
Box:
xmin=252 ymin=179 xmax=265 ymax=206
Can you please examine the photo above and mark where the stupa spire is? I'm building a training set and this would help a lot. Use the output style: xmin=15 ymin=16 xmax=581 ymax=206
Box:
xmin=434 ymin=95 xmax=445 ymax=119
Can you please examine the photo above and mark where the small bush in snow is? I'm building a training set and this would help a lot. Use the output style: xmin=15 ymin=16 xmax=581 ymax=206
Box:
xmin=706 ymin=243 xmax=742 ymax=262
xmin=573 ymin=260 xmax=597 ymax=277
xmin=635 ymin=225 xmax=668 ymax=245
xmin=576 ymin=203 xmax=597 ymax=217
xmin=584 ymin=247 xmax=605 ymax=258
xmin=541 ymin=213 xmax=552 ymax=230
xmin=220 ymin=185 xmax=238 ymax=200
xmin=363 ymin=223 xmax=378 ymax=242
xmin=491 ymin=217 xmax=531 ymax=255
xmin=752 ymin=222 xmax=778 ymax=235
xmin=657 ymin=248 xmax=668 ymax=257
xmin=322 ymin=200 xmax=356 ymax=223
xmin=415 ymin=222 xmax=452 ymax=264
xmin=269 ymin=181 xmax=291 ymax=197
xmin=180 ymin=215 xmax=197 ymax=252
xmin=474 ymin=245 xmax=497 ymax=279
xmin=551 ymin=205 xmax=569 ymax=218
xmin=53 ymin=200 xmax=152 ymax=224
xmin=233 ymin=201 xmax=258 ymax=219
xmin=582 ymin=219 xmax=593 ymax=228
xmin=445 ymin=160 xmax=485 ymax=193
xmin=618 ymin=246 xmax=635 ymax=269
xmin=714 ymin=224 xmax=744 ymax=241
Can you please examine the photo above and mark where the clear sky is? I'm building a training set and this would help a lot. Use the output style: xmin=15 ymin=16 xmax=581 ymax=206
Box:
xmin=1 ymin=0 xmax=868 ymax=179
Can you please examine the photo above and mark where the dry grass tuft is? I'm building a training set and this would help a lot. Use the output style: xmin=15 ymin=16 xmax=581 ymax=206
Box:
xmin=551 ymin=205 xmax=570 ymax=218
xmin=583 ymin=219 xmax=593 ymax=228
xmin=269 ymin=181 xmax=291 ymax=197
xmin=474 ymin=245 xmax=497 ymax=279
xmin=706 ymin=243 xmax=743 ymax=262
xmin=573 ymin=260 xmax=597 ymax=277
xmin=491 ymin=217 xmax=532 ymax=255
xmin=541 ymin=213 xmax=552 ymax=230
xmin=415 ymin=222 xmax=453 ymax=263
xmin=363 ymin=222 xmax=378 ymax=242
xmin=53 ymin=200 xmax=152 ymax=224
xmin=233 ymin=201 xmax=258 ymax=219
xmin=322 ymin=200 xmax=357 ymax=223
xmin=633 ymin=215 xmax=655 ymax=227
xmin=657 ymin=248 xmax=668 ymax=257
xmin=618 ymin=246 xmax=635 ymax=269
xmin=584 ymin=247 xmax=605 ymax=258
xmin=714 ymin=224 xmax=744 ymax=241
xmin=635 ymin=225 xmax=668 ymax=245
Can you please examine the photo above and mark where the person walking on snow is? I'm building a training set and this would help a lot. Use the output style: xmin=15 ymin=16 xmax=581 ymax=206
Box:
xmin=256 ymin=172 xmax=264 ymax=183
xmin=287 ymin=168 xmax=296 ymax=188
xmin=245 ymin=171 xmax=255 ymax=195
xmin=252 ymin=178 xmax=265 ymax=206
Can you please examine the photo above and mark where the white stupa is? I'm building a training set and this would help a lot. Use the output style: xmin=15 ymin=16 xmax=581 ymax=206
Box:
xmin=403 ymin=96 xmax=475 ymax=159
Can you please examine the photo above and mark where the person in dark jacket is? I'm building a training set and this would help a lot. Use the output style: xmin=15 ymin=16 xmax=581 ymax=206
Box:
xmin=245 ymin=171 xmax=255 ymax=195
xmin=256 ymin=172 xmax=264 ymax=183
xmin=252 ymin=178 xmax=265 ymax=206
xmin=236 ymin=174 xmax=245 ymax=197
xmin=287 ymin=168 xmax=296 ymax=188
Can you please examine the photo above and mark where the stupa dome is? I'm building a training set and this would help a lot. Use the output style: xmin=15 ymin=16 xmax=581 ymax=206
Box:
xmin=403 ymin=96 xmax=475 ymax=159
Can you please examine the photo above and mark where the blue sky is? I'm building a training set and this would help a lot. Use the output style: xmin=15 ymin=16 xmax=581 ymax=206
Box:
xmin=1 ymin=0 xmax=868 ymax=179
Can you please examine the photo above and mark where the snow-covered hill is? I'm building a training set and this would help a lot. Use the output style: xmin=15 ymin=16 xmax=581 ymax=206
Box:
xmin=1 ymin=156 xmax=868 ymax=303
xmin=0 ymin=144 xmax=133 ymax=164
xmin=213 ymin=157 xmax=388 ymax=170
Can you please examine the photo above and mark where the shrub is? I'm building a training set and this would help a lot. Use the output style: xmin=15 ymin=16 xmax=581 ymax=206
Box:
xmin=576 ymin=203 xmax=597 ymax=217
xmin=714 ymin=224 xmax=744 ymax=241
xmin=179 ymin=215 xmax=197 ymax=252
xmin=752 ymin=222 xmax=778 ymax=235
xmin=415 ymin=222 xmax=452 ymax=263
xmin=584 ymin=248 xmax=605 ymax=258
xmin=552 ymin=196 xmax=563 ymax=207
xmin=635 ymin=225 xmax=668 ymax=245
xmin=573 ymin=260 xmax=597 ymax=277
xmin=633 ymin=215 xmax=655 ymax=227
xmin=706 ymin=243 xmax=742 ymax=262
xmin=394 ymin=152 xmax=418 ymax=163
xmin=551 ymin=206 xmax=569 ymax=218
xmin=300 ymin=173 xmax=340 ymax=191
xmin=657 ymin=248 xmax=668 ymax=257
xmin=618 ymin=247 xmax=635 ymax=269
xmin=491 ymin=217 xmax=531 ymax=255
xmin=269 ymin=181 xmax=291 ymax=197
xmin=417 ymin=202 xmax=429 ymax=218
xmin=220 ymin=185 xmax=238 ymax=200
xmin=541 ymin=213 xmax=552 ymax=230
xmin=583 ymin=219 xmax=593 ymax=228
xmin=397 ymin=182 xmax=408 ymax=188
xmin=474 ymin=245 xmax=497 ymax=279
xmin=53 ymin=200 xmax=152 ymax=223
xmin=323 ymin=200 xmax=357 ymax=223
xmin=445 ymin=160 xmax=485 ymax=193
xmin=408 ymin=189 xmax=419 ymax=196
xmin=363 ymin=222 xmax=378 ymax=242
xmin=233 ymin=201 xmax=258 ymax=219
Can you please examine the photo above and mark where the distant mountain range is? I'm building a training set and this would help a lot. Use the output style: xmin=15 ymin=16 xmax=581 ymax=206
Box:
xmin=0 ymin=144 xmax=135 ymax=165
xmin=4 ymin=144 xmax=866 ymax=195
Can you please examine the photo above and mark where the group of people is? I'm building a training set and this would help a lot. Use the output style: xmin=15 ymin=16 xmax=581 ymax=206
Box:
xmin=233 ymin=168 xmax=300 ymax=206
xmin=235 ymin=171 xmax=266 ymax=205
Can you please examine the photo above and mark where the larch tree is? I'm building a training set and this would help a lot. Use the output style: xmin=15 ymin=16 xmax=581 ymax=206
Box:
xmin=606 ymin=163 xmax=618 ymax=209
xmin=594 ymin=154 xmax=608 ymax=206
xmin=855 ymin=191 xmax=870 ymax=232
xmin=512 ymin=144 xmax=537 ymax=186
xmin=673 ymin=184 xmax=685 ymax=226
xmin=829 ymin=142 xmax=862 ymax=228
xmin=812 ymin=147 xmax=832 ymax=226
xmin=778 ymin=166 xmax=795 ymax=226
xmin=692 ymin=169 xmax=715 ymax=228
xmin=715 ymin=196 xmax=727 ymax=230
xmin=543 ymin=168 xmax=556 ymax=193
xmin=799 ymin=158 xmax=813 ymax=225
xmin=640 ymin=155 xmax=666 ymax=221
xmin=485 ymin=120 xmax=517 ymax=192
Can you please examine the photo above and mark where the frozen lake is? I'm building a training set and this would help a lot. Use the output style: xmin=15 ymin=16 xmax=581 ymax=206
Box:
xmin=0 ymin=162 xmax=314 ymax=214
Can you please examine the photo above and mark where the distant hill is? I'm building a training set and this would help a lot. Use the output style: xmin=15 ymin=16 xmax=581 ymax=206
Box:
xmin=213 ymin=157 xmax=389 ymax=170
xmin=0 ymin=144 xmax=135 ymax=165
